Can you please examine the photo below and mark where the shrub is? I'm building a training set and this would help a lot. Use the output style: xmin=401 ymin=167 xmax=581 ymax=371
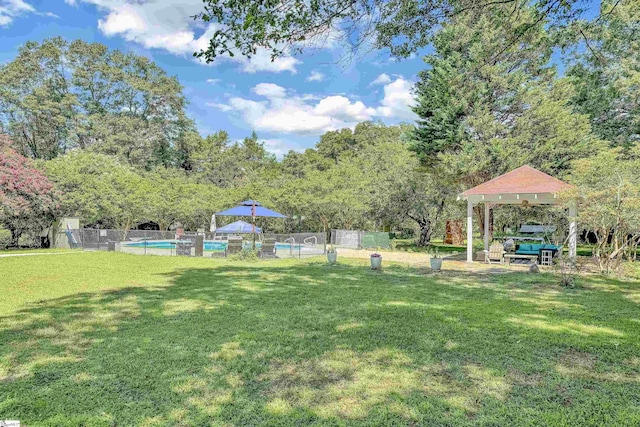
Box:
xmin=228 ymin=248 xmax=259 ymax=261
xmin=553 ymin=255 xmax=580 ymax=288
xmin=0 ymin=135 xmax=58 ymax=245
xmin=0 ymin=229 xmax=11 ymax=249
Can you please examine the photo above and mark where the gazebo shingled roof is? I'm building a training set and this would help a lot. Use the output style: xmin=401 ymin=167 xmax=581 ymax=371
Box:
xmin=460 ymin=165 xmax=573 ymax=197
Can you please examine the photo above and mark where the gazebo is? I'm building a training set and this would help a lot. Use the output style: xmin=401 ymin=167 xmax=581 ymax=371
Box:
xmin=457 ymin=165 xmax=577 ymax=262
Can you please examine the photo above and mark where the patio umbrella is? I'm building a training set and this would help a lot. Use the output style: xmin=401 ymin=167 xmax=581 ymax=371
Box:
xmin=215 ymin=200 xmax=286 ymax=249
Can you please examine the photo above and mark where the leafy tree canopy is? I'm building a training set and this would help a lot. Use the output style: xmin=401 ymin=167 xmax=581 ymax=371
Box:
xmin=0 ymin=135 xmax=58 ymax=246
xmin=410 ymin=4 xmax=601 ymax=187
xmin=194 ymin=0 xmax=594 ymax=63
xmin=567 ymin=0 xmax=640 ymax=153
xmin=0 ymin=38 xmax=191 ymax=168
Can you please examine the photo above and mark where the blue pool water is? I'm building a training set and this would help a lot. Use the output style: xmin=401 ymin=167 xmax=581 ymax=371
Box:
xmin=122 ymin=240 xmax=301 ymax=251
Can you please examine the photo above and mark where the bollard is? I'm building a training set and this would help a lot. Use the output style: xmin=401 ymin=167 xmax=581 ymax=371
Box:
xmin=195 ymin=234 xmax=204 ymax=257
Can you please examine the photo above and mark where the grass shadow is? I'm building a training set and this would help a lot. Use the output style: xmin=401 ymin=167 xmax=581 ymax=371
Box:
xmin=0 ymin=258 xmax=639 ymax=425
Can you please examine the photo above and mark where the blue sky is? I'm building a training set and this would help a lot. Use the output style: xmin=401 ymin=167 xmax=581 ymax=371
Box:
xmin=1 ymin=0 xmax=429 ymax=158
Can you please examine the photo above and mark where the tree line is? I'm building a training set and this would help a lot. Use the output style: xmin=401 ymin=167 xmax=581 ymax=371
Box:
xmin=1 ymin=1 xmax=639 ymax=271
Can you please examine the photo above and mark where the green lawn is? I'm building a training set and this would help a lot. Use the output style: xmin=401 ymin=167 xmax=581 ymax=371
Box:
xmin=1 ymin=252 xmax=639 ymax=426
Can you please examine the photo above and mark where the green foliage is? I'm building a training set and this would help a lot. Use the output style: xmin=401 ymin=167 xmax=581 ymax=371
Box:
xmin=194 ymin=0 xmax=587 ymax=63
xmin=409 ymin=4 xmax=603 ymax=240
xmin=428 ymin=245 xmax=441 ymax=259
xmin=0 ymin=135 xmax=58 ymax=246
xmin=567 ymin=0 xmax=640 ymax=153
xmin=0 ymin=229 xmax=11 ymax=249
xmin=410 ymin=4 xmax=597 ymax=181
xmin=42 ymin=151 xmax=234 ymax=231
xmin=185 ymin=130 xmax=278 ymax=188
xmin=0 ymin=38 xmax=190 ymax=168
xmin=228 ymin=247 xmax=259 ymax=261
xmin=4 ymin=5 xmax=637 ymax=246
xmin=567 ymin=148 xmax=640 ymax=273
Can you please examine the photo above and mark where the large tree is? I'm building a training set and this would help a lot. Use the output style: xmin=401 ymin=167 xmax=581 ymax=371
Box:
xmin=410 ymin=5 xmax=602 ymax=236
xmin=0 ymin=135 xmax=58 ymax=246
xmin=567 ymin=147 xmax=640 ymax=273
xmin=43 ymin=151 xmax=149 ymax=232
xmin=0 ymin=38 xmax=190 ymax=168
xmin=567 ymin=0 xmax=640 ymax=154
xmin=194 ymin=0 xmax=600 ymax=63
xmin=187 ymin=130 xmax=278 ymax=188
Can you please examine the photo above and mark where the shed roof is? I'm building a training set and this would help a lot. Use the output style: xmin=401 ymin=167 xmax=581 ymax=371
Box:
xmin=460 ymin=165 xmax=573 ymax=197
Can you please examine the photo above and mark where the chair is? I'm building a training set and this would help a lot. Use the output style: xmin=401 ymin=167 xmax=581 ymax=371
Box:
xmin=485 ymin=241 xmax=505 ymax=264
xmin=226 ymin=236 xmax=243 ymax=256
xmin=259 ymin=238 xmax=276 ymax=259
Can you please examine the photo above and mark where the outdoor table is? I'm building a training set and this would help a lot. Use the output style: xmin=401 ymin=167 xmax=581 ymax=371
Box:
xmin=504 ymin=254 xmax=538 ymax=266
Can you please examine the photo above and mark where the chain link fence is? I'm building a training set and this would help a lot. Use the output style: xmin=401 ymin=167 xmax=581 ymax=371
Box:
xmin=68 ymin=229 xmax=325 ymax=258
xmin=330 ymin=229 xmax=390 ymax=249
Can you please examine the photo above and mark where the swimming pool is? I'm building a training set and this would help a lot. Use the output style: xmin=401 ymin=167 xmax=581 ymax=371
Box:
xmin=121 ymin=240 xmax=303 ymax=251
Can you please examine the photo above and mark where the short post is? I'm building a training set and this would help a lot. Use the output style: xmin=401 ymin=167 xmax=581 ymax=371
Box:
xmin=195 ymin=234 xmax=204 ymax=257
xmin=484 ymin=203 xmax=490 ymax=251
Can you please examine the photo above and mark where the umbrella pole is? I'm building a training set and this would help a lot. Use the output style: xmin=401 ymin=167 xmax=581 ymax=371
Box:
xmin=252 ymin=202 xmax=256 ymax=251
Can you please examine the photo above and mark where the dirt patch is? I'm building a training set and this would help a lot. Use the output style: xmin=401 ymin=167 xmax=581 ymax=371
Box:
xmin=558 ymin=349 xmax=597 ymax=370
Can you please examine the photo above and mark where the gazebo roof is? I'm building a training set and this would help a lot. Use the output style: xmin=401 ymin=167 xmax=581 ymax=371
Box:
xmin=460 ymin=165 xmax=573 ymax=198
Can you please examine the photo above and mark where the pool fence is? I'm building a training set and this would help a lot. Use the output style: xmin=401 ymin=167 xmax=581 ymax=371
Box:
xmin=330 ymin=229 xmax=390 ymax=249
xmin=66 ymin=229 xmax=326 ymax=259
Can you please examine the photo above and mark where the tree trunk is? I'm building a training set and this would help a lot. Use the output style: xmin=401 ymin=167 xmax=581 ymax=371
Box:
xmin=10 ymin=229 xmax=22 ymax=247
xmin=417 ymin=223 xmax=433 ymax=247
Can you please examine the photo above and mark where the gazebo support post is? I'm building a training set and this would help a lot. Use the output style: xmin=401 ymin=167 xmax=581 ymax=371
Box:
xmin=569 ymin=202 xmax=577 ymax=259
xmin=484 ymin=203 xmax=490 ymax=251
xmin=467 ymin=199 xmax=474 ymax=262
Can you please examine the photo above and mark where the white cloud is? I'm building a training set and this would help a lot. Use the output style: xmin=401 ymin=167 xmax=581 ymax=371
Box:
xmin=0 ymin=0 xmax=58 ymax=25
xmin=68 ymin=0 xmax=302 ymax=73
xmin=210 ymin=77 xmax=416 ymax=136
xmin=261 ymin=139 xmax=303 ymax=159
xmin=314 ymin=96 xmax=374 ymax=122
xmin=253 ymin=83 xmax=287 ymax=98
xmin=375 ymin=77 xmax=417 ymax=121
xmin=206 ymin=102 xmax=234 ymax=112
xmin=0 ymin=0 xmax=34 ymax=26
xmin=370 ymin=73 xmax=392 ymax=86
xmin=306 ymin=71 xmax=325 ymax=82
xmin=239 ymin=49 xmax=300 ymax=74
xmin=206 ymin=78 xmax=221 ymax=84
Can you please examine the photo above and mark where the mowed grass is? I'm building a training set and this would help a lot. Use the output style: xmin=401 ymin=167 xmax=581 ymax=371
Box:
xmin=1 ymin=252 xmax=639 ymax=426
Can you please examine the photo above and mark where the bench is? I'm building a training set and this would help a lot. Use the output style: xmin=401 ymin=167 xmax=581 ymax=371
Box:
xmin=504 ymin=254 xmax=538 ymax=266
